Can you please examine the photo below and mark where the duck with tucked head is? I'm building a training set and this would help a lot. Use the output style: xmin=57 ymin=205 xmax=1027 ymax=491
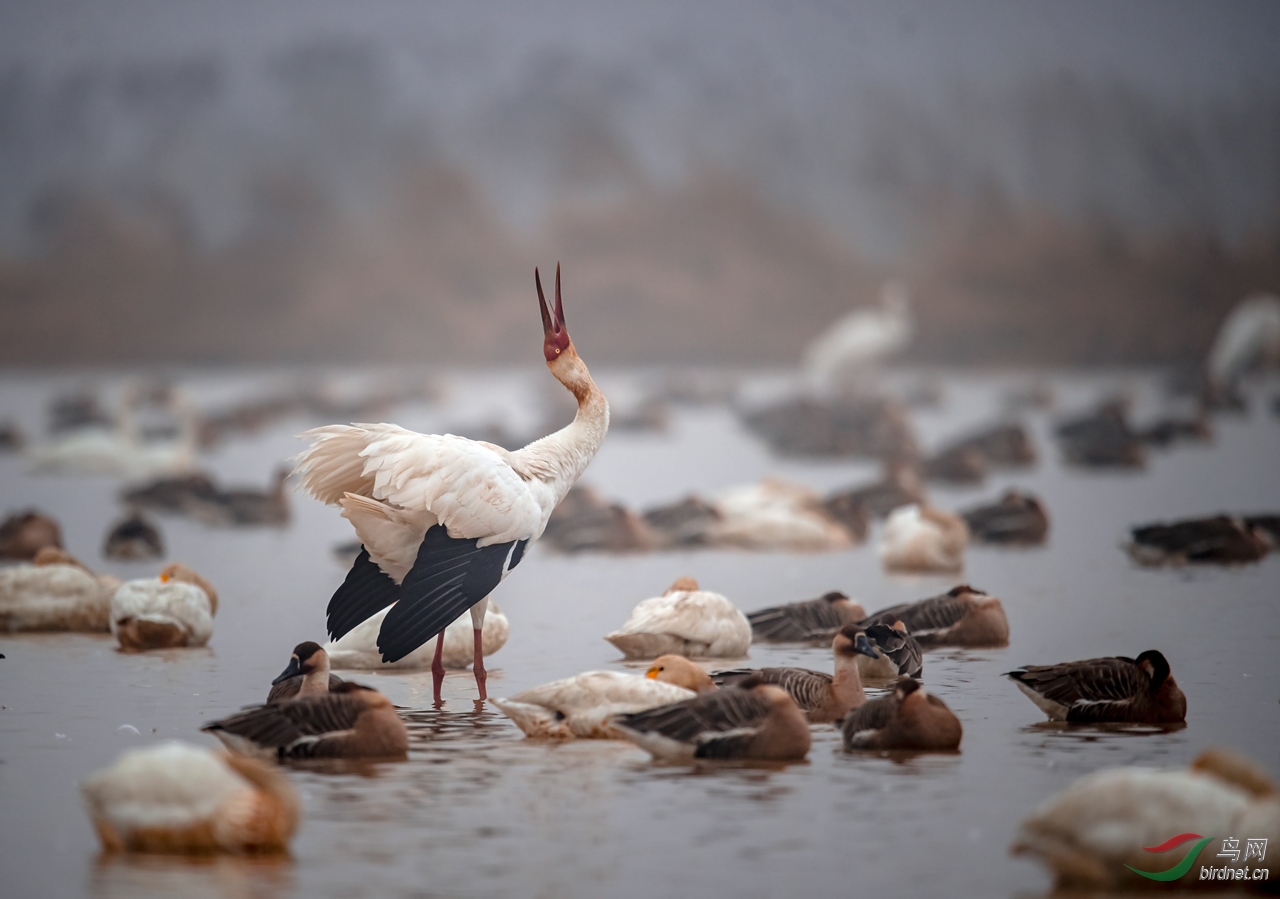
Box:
xmin=864 ymin=585 xmax=1009 ymax=648
xmin=0 ymin=547 xmax=119 ymax=633
xmin=841 ymin=677 xmax=963 ymax=751
xmin=745 ymin=590 xmax=867 ymax=643
xmin=1005 ymin=649 xmax=1186 ymax=724
xmin=491 ymin=655 xmax=714 ymax=740
xmin=110 ymin=563 xmax=217 ymax=651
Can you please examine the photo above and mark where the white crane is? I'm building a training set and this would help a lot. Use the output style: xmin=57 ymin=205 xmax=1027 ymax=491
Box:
xmin=1206 ymin=293 xmax=1280 ymax=388
xmin=804 ymin=280 xmax=913 ymax=390
xmin=292 ymin=266 xmax=609 ymax=704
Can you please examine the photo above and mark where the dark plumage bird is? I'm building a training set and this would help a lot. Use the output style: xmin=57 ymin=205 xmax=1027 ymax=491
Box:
xmin=961 ymin=490 xmax=1050 ymax=545
xmin=185 ymin=468 xmax=292 ymax=527
xmin=612 ymin=678 xmax=811 ymax=762
xmin=1005 ymin=650 xmax=1187 ymax=724
xmin=841 ymin=677 xmax=962 ymax=751
xmin=265 ymin=641 xmax=345 ymax=704
xmin=0 ymin=509 xmax=62 ymax=560
xmin=1128 ymin=515 xmax=1269 ymax=565
xmin=859 ymin=622 xmax=923 ymax=679
xmin=203 ymin=683 xmax=408 ymax=760
xmin=1055 ymin=399 xmax=1146 ymax=469
xmin=746 ymin=590 xmax=867 ymax=643
xmin=711 ymin=624 xmax=880 ymax=723
xmin=922 ymin=445 xmax=987 ymax=485
xmin=864 ymin=585 xmax=1009 ymax=648
xmin=121 ymin=472 xmax=219 ymax=514
xmin=103 ymin=511 xmax=164 ymax=561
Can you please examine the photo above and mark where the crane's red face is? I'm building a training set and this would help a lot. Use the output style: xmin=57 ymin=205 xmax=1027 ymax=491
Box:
xmin=536 ymin=265 xmax=571 ymax=363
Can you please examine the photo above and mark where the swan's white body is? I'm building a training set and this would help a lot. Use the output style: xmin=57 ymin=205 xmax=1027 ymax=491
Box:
xmin=492 ymin=670 xmax=697 ymax=739
xmin=1014 ymin=761 xmax=1280 ymax=889
xmin=708 ymin=479 xmax=853 ymax=552
xmin=879 ymin=504 xmax=968 ymax=573
xmin=805 ymin=280 xmax=913 ymax=388
xmin=110 ymin=579 xmax=214 ymax=650
xmin=82 ymin=741 xmax=297 ymax=853
xmin=606 ymin=585 xmax=751 ymax=660
xmin=1207 ymin=293 xmax=1280 ymax=384
xmin=28 ymin=391 xmax=198 ymax=479
xmin=0 ymin=563 xmax=118 ymax=632
xmin=325 ymin=601 xmax=509 ymax=670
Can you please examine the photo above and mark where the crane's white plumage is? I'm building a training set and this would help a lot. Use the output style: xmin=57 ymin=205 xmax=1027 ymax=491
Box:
xmin=325 ymin=601 xmax=509 ymax=670
xmin=605 ymin=579 xmax=752 ymax=660
xmin=492 ymin=670 xmax=698 ymax=739
xmin=1207 ymin=293 xmax=1280 ymax=385
xmin=879 ymin=503 xmax=968 ymax=573
xmin=291 ymin=266 xmax=609 ymax=701
xmin=805 ymin=280 xmax=913 ymax=388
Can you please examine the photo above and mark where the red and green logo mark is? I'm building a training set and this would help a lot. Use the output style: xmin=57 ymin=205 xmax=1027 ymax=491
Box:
xmin=1127 ymin=833 xmax=1215 ymax=881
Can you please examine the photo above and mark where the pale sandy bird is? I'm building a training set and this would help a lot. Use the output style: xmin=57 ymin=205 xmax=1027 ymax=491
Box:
xmin=805 ymin=280 xmax=914 ymax=390
xmin=82 ymin=741 xmax=298 ymax=854
xmin=879 ymin=504 xmax=968 ymax=573
xmin=712 ymin=623 xmax=879 ymax=723
xmin=110 ymin=563 xmax=218 ymax=651
xmin=0 ymin=547 xmax=120 ymax=632
xmin=706 ymin=478 xmax=855 ymax=552
xmin=1005 ymin=649 xmax=1186 ymax=724
xmin=605 ymin=577 xmax=751 ymax=660
xmin=841 ymin=677 xmax=962 ymax=751
xmin=612 ymin=677 xmax=812 ymax=762
xmin=292 ymin=266 xmax=608 ymax=704
xmin=1013 ymin=747 xmax=1280 ymax=890
xmin=491 ymin=655 xmax=714 ymax=739
xmin=203 ymin=682 xmax=408 ymax=760
xmin=324 ymin=601 xmax=509 ymax=671
xmin=266 ymin=641 xmax=344 ymax=703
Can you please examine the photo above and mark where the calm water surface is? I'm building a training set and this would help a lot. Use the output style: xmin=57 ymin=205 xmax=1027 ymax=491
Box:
xmin=0 ymin=368 xmax=1277 ymax=899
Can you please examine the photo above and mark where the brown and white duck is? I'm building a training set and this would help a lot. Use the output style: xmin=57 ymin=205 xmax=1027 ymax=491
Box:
xmin=1005 ymin=649 xmax=1186 ymax=724
xmin=711 ymin=623 xmax=879 ymax=723
xmin=841 ymin=677 xmax=962 ymax=751
xmin=858 ymin=621 xmax=923 ymax=679
xmin=266 ymin=641 xmax=344 ymax=703
xmin=203 ymin=682 xmax=408 ymax=760
xmin=612 ymin=677 xmax=811 ymax=762
xmin=864 ymin=585 xmax=1009 ymax=648
xmin=745 ymin=590 xmax=868 ymax=643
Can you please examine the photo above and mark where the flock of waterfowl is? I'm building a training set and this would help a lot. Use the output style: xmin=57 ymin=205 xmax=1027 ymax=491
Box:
xmin=2 ymin=278 xmax=1279 ymax=892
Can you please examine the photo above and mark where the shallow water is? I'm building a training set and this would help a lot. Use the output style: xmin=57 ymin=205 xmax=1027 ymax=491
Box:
xmin=1 ymin=368 xmax=1278 ymax=899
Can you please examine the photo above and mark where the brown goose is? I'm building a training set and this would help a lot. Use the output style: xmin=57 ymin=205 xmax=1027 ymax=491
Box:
xmin=266 ymin=641 xmax=345 ymax=704
xmin=1128 ymin=515 xmax=1269 ymax=566
xmin=185 ymin=468 xmax=292 ymax=527
xmin=858 ymin=621 xmax=923 ymax=679
xmin=841 ymin=677 xmax=962 ymax=751
xmin=1005 ymin=650 xmax=1186 ymax=724
xmin=864 ymin=585 xmax=1009 ymax=648
xmin=961 ymin=490 xmax=1049 ymax=546
xmin=103 ymin=509 xmax=165 ymax=561
xmin=0 ymin=509 xmax=62 ymax=560
xmin=711 ymin=624 xmax=879 ymax=723
xmin=611 ymin=677 xmax=811 ymax=762
xmin=746 ymin=590 xmax=868 ymax=643
xmin=203 ymin=683 xmax=408 ymax=760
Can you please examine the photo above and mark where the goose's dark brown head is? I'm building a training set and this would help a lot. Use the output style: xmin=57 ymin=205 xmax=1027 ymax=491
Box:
xmin=272 ymin=641 xmax=326 ymax=685
xmin=1136 ymin=650 xmax=1172 ymax=689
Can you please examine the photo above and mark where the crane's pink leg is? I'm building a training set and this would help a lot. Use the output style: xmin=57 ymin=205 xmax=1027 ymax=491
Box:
xmin=431 ymin=632 xmax=446 ymax=706
xmin=472 ymin=628 xmax=487 ymax=701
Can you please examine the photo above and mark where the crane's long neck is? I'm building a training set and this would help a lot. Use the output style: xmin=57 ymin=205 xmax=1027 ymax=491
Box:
xmin=514 ymin=346 xmax=609 ymax=508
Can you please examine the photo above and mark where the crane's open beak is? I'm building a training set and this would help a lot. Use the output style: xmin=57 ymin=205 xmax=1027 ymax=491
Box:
xmin=536 ymin=264 xmax=571 ymax=362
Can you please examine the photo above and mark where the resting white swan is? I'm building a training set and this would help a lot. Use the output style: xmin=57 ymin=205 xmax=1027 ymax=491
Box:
xmin=707 ymin=478 xmax=854 ymax=552
xmin=605 ymin=577 xmax=751 ymax=660
xmin=492 ymin=655 xmax=715 ymax=739
xmin=1013 ymin=747 xmax=1280 ymax=890
xmin=879 ymin=504 xmax=968 ymax=573
xmin=325 ymin=601 xmax=509 ymax=670
xmin=110 ymin=563 xmax=218 ymax=650
xmin=82 ymin=741 xmax=298 ymax=854
xmin=805 ymin=280 xmax=913 ymax=390
xmin=0 ymin=548 xmax=119 ymax=632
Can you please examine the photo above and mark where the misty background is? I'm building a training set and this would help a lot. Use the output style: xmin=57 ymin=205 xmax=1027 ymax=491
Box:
xmin=2 ymin=0 xmax=1278 ymax=367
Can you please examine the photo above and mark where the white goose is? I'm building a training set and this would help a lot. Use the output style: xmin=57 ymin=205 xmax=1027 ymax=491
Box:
xmin=109 ymin=563 xmax=218 ymax=651
xmin=879 ymin=503 xmax=968 ymax=573
xmin=324 ymin=601 xmax=509 ymax=671
xmin=293 ymin=266 xmax=608 ymax=703
xmin=605 ymin=577 xmax=752 ymax=660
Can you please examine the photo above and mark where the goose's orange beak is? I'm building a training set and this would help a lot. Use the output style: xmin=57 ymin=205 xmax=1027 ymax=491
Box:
xmin=536 ymin=264 xmax=570 ymax=363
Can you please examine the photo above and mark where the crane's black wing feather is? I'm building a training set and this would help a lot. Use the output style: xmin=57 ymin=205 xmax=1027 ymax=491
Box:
xmin=326 ymin=547 xmax=400 ymax=641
